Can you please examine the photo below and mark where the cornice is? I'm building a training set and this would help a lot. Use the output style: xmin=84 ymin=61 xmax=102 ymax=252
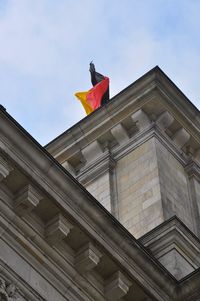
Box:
xmin=46 ymin=67 xmax=200 ymax=165
xmin=77 ymin=151 xmax=116 ymax=186
xmin=185 ymin=160 xmax=200 ymax=181
xmin=140 ymin=216 xmax=200 ymax=269
xmin=0 ymin=105 xmax=178 ymax=301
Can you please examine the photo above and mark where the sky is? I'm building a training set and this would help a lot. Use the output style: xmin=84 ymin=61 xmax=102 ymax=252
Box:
xmin=0 ymin=0 xmax=200 ymax=145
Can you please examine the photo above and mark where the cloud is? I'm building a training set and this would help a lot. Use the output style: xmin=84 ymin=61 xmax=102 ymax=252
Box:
xmin=0 ymin=0 xmax=200 ymax=144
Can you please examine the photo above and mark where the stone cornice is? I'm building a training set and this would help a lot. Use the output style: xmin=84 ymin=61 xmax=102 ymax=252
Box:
xmin=185 ymin=160 xmax=200 ymax=181
xmin=46 ymin=67 xmax=200 ymax=164
xmin=113 ymin=124 xmax=188 ymax=166
xmin=0 ymin=103 xmax=178 ymax=301
xmin=140 ymin=216 xmax=200 ymax=269
xmin=69 ymin=124 xmax=190 ymax=185
xmin=77 ymin=150 xmax=115 ymax=185
xmin=1 ymin=82 xmax=200 ymax=299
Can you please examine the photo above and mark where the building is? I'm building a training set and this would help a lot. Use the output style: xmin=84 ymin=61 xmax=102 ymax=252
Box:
xmin=0 ymin=66 xmax=200 ymax=301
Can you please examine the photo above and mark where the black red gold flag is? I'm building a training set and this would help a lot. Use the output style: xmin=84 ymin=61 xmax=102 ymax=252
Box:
xmin=75 ymin=63 xmax=109 ymax=115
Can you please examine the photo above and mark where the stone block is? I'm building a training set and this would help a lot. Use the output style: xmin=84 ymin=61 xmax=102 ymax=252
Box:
xmin=82 ymin=140 xmax=103 ymax=163
xmin=105 ymin=271 xmax=132 ymax=301
xmin=14 ymin=184 xmax=43 ymax=216
xmin=45 ymin=213 xmax=73 ymax=245
xmin=0 ymin=155 xmax=13 ymax=181
xmin=111 ymin=123 xmax=129 ymax=145
xmin=131 ymin=109 xmax=151 ymax=131
xmin=62 ymin=160 xmax=75 ymax=175
xmin=172 ymin=128 xmax=190 ymax=148
xmin=75 ymin=242 xmax=102 ymax=274
xmin=156 ymin=111 xmax=174 ymax=130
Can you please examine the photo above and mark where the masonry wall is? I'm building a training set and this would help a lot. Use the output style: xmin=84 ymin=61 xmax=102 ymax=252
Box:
xmin=81 ymin=137 xmax=199 ymax=239
xmin=0 ymin=236 xmax=67 ymax=301
xmin=155 ymin=139 xmax=196 ymax=233
xmin=116 ymin=138 xmax=163 ymax=238
xmin=85 ymin=172 xmax=112 ymax=212
xmin=193 ymin=179 xmax=200 ymax=218
xmin=188 ymin=176 xmax=200 ymax=237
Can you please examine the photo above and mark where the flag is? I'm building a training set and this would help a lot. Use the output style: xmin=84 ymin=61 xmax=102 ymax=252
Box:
xmin=75 ymin=63 xmax=109 ymax=115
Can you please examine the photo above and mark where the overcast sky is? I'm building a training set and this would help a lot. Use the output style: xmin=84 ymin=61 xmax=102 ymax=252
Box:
xmin=0 ymin=0 xmax=200 ymax=145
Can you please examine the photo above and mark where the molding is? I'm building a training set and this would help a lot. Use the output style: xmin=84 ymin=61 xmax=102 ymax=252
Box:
xmin=0 ymin=262 xmax=46 ymax=301
xmin=46 ymin=68 xmax=200 ymax=166
xmin=77 ymin=151 xmax=116 ymax=186
xmin=77 ymin=124 xmax=189 ymax=187
xmin=140 ymin=216 xmax=200 ymax=279
xmin=0 ymin=204 xmax=105 ymax=301
xmin=185 ymin=160 xmax=200 ymax=182
xmin=1 ymin=101 xmax=199 ymax=300
xmin=113 ymin=124 xmax=188 ymax=167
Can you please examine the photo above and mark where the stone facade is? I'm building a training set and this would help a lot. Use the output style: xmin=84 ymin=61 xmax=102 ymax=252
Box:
xmin=1 ymin=67 xmax=200 ymax=300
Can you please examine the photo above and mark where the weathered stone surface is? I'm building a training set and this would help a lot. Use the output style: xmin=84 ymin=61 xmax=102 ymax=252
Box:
xmin=14 ymin=184 xmax=43 ymax=216
xmin=173 ymin=128 xmax=190 ymax=148
xmin=116 ymin=138 xmax=163 ymax=238
xmin=1 ymin=67 xmax=200 ymax=301
xmin=0 ymin=277 xmax=26 ymax=301
xmin=131 ymin=109 xmax=151 ymax=131
xmin=159 ymin=249 xmax=195 ymax=280
xmin=45 ymin=213 xmax=73 ymax=245
xmin=105 ymin=271 xmax=132 ymax=301
xmin=82 ymin=140 xmax=103 ymax=163
xmin=140 ymin=216 xmax=200 ymax=280
xmin=111 ymin=123 xmax=129 ymax=145
xmin=75 ymin=242 xmax=102 ymax=274
xmin=156 ymin=111 xmax=174 ymax=130
xmin=0 ymin=156 xmax=13 ymax=181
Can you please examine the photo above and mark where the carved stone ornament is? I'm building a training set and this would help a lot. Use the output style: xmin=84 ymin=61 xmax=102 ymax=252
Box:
xmin=0 ymin=278 xmax=26 ymax=301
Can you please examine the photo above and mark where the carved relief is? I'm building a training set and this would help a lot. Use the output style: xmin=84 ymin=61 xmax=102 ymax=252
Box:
xmin=0 ymin=278 xmax=26 ymax=301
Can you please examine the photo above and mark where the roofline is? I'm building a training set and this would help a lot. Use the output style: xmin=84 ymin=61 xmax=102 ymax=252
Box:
xmin=1 ymin=90 xmax=200 ymax=299
xmin=45 ymin=65 xmax=200 ymax=149
xmin=0 ymin=104 xmax=173 ymax=273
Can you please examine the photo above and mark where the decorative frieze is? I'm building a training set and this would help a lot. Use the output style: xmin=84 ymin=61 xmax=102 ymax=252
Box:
xmin=105 ymin=271 xmax=132 ymax=301
xmin=0 ymin=277 xmax=26 ymax=300
xmin=14 ymin=184 xmax=43 ymax=216
xmin=45 ymin=213 xmax=73 ymax=245
xmin=75 ymin=242 xmax=102 ymax=274
xmin=0 ymin=156 xmax=13 ymax=182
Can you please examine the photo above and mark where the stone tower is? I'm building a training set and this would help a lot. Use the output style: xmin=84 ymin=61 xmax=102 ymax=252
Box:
xmin=47 ymin=66 xmax=200 ymax=280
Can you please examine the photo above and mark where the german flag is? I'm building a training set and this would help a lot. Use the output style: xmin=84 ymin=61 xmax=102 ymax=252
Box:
xmin=75 ymin=63 xmax=109 ymax=115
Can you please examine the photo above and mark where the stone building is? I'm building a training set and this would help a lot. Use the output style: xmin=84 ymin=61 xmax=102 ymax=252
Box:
xmin=0 ymin=66 xmax=200 ymax=301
